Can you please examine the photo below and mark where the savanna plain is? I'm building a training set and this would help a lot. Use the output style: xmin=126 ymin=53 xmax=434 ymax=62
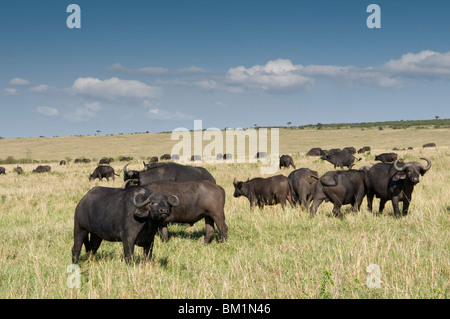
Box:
xmin=0 ymin=126 xmax=448 ymax=298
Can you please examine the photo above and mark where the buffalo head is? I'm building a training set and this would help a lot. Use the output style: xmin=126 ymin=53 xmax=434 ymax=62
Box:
xmin=392 ymin=157 xmax=431 ymax=184
xmin=132 ymin=188 xmax=179 ymax=220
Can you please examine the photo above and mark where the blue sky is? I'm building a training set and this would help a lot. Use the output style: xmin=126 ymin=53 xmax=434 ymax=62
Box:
xmin=1 ymin=0 xmax=449 ymax=138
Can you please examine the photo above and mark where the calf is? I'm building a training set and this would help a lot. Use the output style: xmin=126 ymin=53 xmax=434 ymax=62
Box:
xmin=279 ymin=154 xmax=296 ymax=169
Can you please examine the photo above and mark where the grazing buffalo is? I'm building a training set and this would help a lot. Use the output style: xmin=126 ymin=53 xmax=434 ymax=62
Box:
xmin=72 ymin=185 xmax=179 ymax=263
xmin=127 ymin=180 xmax=227 ymax=244
xmin=375 ymin=152 xmax=398 ymax=163
xmin=99 ymin=157 xmax=114 ymax=165
xmin=423 ymin=143 xmax=436 ymax=148
xmin=160 ymin=154 xmax=171 ymax=161
xmin=306 ymin=147 xmax=323 ymax=156
xmin=89 ymin=165 xmax=119 ymax=181
xmin=125 ymin=162 xmax=216 ymax=185
xmin=233 ymin=175 xmax=294 ymax=209
xmin=365 ymin=158 xmax=431 ymax=217
xmin=279 ymin=155 xmax=296 ymax=169
xmin=343 ymin=147 xmax=357 ymax=154
xmin=150 ymin=156 xmax=159 ymax=163
xmin=310 ymin=170 xmax=366 ymax=218
xmin=74 ymin=158 xmax=82 ymax=163
xmin=33 ymin=165 xmax=51 ymax=173
xmin=0 ymin=167 xmax=5 ymax=175
xmin=60 ymin=160 xmax=67 ymax=165
xmin=120 ymin=156 xmax=132 ymax=162
xmin=321 ymin=149 xmax=358 ymax=169
xmin=288 ymin=168 xmax=318 ymax=209
xmin=358 ymin=146 xmax=371 ymax=154
xmin=14 ymin=166 xmax=23 ymax=174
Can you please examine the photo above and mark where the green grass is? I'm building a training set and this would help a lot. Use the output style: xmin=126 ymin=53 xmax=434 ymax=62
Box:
xmin=0 ymin=126 xmax=448 ymax=298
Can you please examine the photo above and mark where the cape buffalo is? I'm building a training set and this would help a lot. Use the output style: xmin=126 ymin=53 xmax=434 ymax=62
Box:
xmin=120 ymin=156 xmax=132 ymax=162
xmin=0 ymin=167 xmax=5 ymax=175
xmin=374 ymin=152 xmax=398 ymax=163
xmin=126 ymin=162 xmax=216 ymax=185
xmin=33 ymin=165 xmax=51 ymax=173
xmin=89 ymin=165 xmax=119 ymax=181
xmin=343 ymin=147 xmax=356 ymax=154
xmin=288 ymin=168 xmax=319 ymax=209
xmin=423 ymin=143 xmax=436 ymax=148
xmin=99 ymin=157 xmax=114 ymax=165
xmin=233 ymin=175 xmax=294 ymax=209
xmin=160 ymin=154 xmax=171 ymax=161
xmin=365 ymin=158 xmax=431 ymax=217
xmin=255 ymin=152 xmax=267 ymax=159
xmin=127 ymin=180 xmax=227 ymax=244
xmin=306 ymin=147 xmax=323 ymax=156
xmin=191 ymin=155 xmax=202 ymax=162
xmin=60 ymin=160 xmax=67 ymax=165
xmin=321 ymin=149 xmax=359 ymax=169
xmin=358 ymin=146 xmax=371 ymax=154
xmin=310 ymin=170 xmax=366 ymax=218
xmin=279 ymin=154 xmax=296 ymax=169
xmin=14 ymin=166 xmax=23 ymax=174
xmin=72 ymin=186 xmax=179 ymax=263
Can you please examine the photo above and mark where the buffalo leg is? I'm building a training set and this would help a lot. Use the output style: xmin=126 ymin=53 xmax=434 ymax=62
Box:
xmin=160 ymin=223 xmax=169 ymax=243
xmin=332 ymin=203 xmax=344 ymax=219
xmin=379 ymin=199 xmax=387 ymax=213
xmin=122 ymin=239 xmax=135 ymax=263
xmin=204 ymin=217 xmax=216 ymax=244
xmin=72 ymin=226 xmax=89 ymax=264
xmin=367 ymin=192 xmax=374 ymax=212
xmin=402 ymin=197 xmax=411 ymax=216
xmin=87 ymin=234 xmax=103 ymax=256
xmin=391 ymin=197 xmax=401 ymax=218
xmin=212 ymin=213 xmax=228 ymax=243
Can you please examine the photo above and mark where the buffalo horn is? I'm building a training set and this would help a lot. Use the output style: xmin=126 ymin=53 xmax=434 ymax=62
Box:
xmin=419 ymin=157 xmax=431 ymax=171
xmin=168 ymin=194 xmax=180 ymax=207
xmin=133 ymin=188 xmax=153 ymax=208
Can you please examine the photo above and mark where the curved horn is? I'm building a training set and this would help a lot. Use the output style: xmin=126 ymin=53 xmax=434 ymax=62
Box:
xmin=233 ymin=177 xmax=237 ymax=185
xmin=393 ymin=159 xmax=406 ymax=171
xmin=133 ymin=188 xmax=152 ymax=208
xmin=418 ymin=157 xmax=432 ymax=171
xmin=122 ymin=179 xmax=139 ymax=189
xmin=123 ymin=162 xmax=130 ymax=177
xmin=168 ymin=194 xmax=180 ymax=207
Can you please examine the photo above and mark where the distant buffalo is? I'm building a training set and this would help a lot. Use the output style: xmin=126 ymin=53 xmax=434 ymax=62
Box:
xmin=423 ymin=143 xmax=436 ymax=148
xmin=0 ymin=167 xmax=5 ymax=175
xmin=191 ymin=155 xmax=202 ymax=162
xmin=99 ymin=157 xmax=114 ymax=165
xmin=255 ymin=152 xmax=267 ymax=159
xmin=60 ymin=160 xmax=67 ymax=165
xmin=120 ymin=156 xmax=132 ymax=162
xmin=375 ymin=152 xmax=398 ymax=163
xmin=306 ymin=147 xmax=323 ymax=156
xmin=75 ymin=158 xmax=90 ymax=164
xmin=150 ymin=156 xmax=159 ymax=163
xmin=89 ymin=165 xmax=119 ymax=181
xmin=160 ymin=154 xmax=171 ymax=161
xmin=358 ymin=146 xmax=371 ymax=154
xmin=14 ymin=166 xmax=23 ymax=174
xmin=33 ymin=165 xmax=51 ymax=173
xmin=321 ymin=149 xmax=359 ymax=169
xmin=343 ymin=147 xmax=356 ymax=154
xmin=279 ymin=154 xmax=295 ymax=169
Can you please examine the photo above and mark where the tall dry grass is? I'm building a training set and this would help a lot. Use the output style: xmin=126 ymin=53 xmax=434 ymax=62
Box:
xmin=0 ymin=127 xmax=448 ymax=298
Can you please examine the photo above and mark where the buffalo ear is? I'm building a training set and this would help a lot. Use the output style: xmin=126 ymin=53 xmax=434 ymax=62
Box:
xmin=392 ymin=172 xmax=406 ymax=181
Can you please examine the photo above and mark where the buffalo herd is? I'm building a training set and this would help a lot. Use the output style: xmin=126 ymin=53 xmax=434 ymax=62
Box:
xmin=0 ymin=144 xmax=435 ymax=264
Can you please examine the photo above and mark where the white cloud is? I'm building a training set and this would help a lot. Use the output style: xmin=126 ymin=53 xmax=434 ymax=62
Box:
xmin=2 ymin=88 xmax=18 ymax=96
xmin=225 ymin=59 xmax=314 ymax=93
xmin=71 ymin=77 xmax=162 ymax=99
xmin=9 ymin=78 xmax=30 ymax=86
xmin=64 ymin=101 xmax=102 ymax=122
xmin=29 ymin=84 xmax=50 ymax=93
xmin=37 ymin=106 xmax=59 ymax=116
xmin=109 ymin=63 xmax=169 ymax=75
xmin=146 ymin=108 xmax=192 ymax=120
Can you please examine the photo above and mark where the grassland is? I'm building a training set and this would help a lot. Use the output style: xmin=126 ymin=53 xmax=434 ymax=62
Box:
xmin=0 ymin=126 xmax=448 ymax=299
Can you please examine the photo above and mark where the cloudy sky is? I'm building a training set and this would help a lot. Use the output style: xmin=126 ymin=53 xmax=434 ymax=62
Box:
xmin=1 ymin=0 xmax=449 ymax=138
